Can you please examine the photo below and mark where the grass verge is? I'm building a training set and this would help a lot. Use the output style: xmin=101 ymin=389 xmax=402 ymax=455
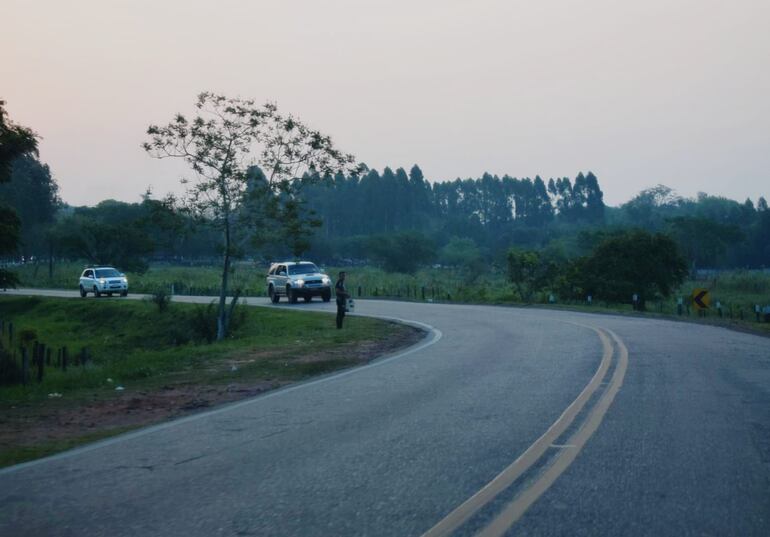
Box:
xmin=0 ymin=296 xmax=423 ymax=468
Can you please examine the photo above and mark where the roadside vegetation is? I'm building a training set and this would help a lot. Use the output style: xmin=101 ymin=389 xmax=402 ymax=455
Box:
xmin=0 ymin=296 xmax=422 ymax=467
xmin=11 ymin=258 xmax=770 ymax=334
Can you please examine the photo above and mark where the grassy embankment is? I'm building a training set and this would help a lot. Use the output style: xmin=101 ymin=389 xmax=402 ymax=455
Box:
xmin=12 ymin=261 xmax=770 ymax=330
xmin=0 ymin=295 xmax=422 ymax=467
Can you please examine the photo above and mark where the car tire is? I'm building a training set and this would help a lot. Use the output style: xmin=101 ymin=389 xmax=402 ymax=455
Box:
xmin=121 ymin=291 xmax=128 ymax=297
xmin=94 ymin=286 xmax=101 ymax=298
xmin=79 ymin=285 xmax=87 ymax=298
xmin=287 ymin=286 xmax=298 ymax=304
xmin=107 ymin=293 xmax=113 ymax=297
xmin=322 ymin=291 xmax=331 ymax=302
xmin=303 ymin=295 xmax=312 ymax=303
xmin=269 ymin=286 xmax=280 ymax=303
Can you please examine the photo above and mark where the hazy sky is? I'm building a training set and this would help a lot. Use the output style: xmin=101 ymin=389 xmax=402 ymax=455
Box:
xmin=3 ymin=0 xmax=768 ymax=207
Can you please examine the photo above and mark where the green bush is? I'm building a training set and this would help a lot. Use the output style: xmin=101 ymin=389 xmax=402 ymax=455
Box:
xmin=149 ymin=288 xmax=171 ymax=313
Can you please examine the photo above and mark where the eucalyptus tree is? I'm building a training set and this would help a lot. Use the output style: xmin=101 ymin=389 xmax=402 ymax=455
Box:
xmin=144 ymin=92 xmax=359 ymax=340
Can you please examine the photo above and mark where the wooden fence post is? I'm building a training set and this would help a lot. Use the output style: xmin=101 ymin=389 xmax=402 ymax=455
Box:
xmin=37 ymin=343 xmax=45 ymax=383
xmin=21 ymin=347 xmax=29 ymax=385
xmin=62 ymin=346 xmax=68 ymax=372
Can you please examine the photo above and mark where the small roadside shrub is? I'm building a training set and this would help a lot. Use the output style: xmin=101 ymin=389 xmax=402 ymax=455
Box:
xmin=188 ymin=303 xmax=217 ymax=343
xmin=18 ymin=329 xmax=37 ymax=345
xmin=186 ymin=298 xmax=248 ymax=344
xmin=149 ymin=289 xmax=172 ymax=313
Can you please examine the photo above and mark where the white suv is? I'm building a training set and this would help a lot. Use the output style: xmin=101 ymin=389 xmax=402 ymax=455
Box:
xmin=79 ymin=267 xmax=128 ymax=297
xmin=266 ymin=261 xmax=332 ymax=303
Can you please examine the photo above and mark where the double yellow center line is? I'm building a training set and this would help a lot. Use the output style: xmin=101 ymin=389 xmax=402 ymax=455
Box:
xmin=422 ymin=325 xmax=629 ymax=537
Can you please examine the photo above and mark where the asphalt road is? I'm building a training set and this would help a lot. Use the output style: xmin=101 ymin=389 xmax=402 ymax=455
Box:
xmin=1 ymin=290 xmax=769 ymax=536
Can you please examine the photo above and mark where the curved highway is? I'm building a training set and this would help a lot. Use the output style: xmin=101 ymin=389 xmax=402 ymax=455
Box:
xmin=1 ymin=291 xmax=769 ymax=536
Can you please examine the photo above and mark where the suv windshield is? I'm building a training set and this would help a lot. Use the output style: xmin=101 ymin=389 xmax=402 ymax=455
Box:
xmin=288 ymin=263 xmax=319 ymax=275
xmin=95 ymin=269 xmax=121 ymax=278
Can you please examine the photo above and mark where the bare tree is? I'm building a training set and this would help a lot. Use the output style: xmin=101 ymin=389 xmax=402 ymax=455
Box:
xmin=144 ymin=92 xmax=359 ymax=340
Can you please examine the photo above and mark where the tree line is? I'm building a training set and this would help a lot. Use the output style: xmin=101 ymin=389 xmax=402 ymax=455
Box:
xmin=300 ymin=166 xmax=604 ymax=242
xmin=3 ymin=159 xmax=770 ymax=275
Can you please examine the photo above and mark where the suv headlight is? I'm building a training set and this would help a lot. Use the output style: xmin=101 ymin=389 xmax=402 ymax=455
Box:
xmin=322 ymin=276 xmax=331 ymax=285
xmin=99 ymin=278 xmax=106 ymax=285
xmin=295 ymin=279 xmax=305 ymax=287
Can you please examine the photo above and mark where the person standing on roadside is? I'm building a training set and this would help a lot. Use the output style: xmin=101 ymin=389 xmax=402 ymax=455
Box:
xmin=335 ymin=271 xmax=349 ymax=329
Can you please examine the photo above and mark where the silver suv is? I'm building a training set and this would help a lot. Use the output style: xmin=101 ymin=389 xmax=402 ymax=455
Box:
xmin=266 ymin=261 xmax=331 ymax=303
xmin=79 ymin=267 xmax=128 ymax=297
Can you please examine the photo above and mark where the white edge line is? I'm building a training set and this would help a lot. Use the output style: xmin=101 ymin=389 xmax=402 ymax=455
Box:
xmin=0 ymin=304 xmax=442 ymax=476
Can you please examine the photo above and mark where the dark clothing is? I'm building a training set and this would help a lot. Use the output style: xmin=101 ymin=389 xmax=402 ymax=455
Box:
xmin=335 ymin=279 xmax=347 ymax=302
xmin=335 ymin=278 xmax=348 ymax=329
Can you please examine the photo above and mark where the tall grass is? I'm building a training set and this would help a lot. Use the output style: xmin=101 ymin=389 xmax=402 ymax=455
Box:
xmin=13 ymin=261 xmax=268 ymax=297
